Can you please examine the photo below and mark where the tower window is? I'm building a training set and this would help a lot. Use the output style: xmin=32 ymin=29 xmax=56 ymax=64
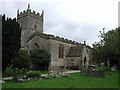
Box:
xmin=34 ymin=24 xmax=37 ymax=29
xmin=59 ymin=44 xmax=64 ymax=58
xmin=34 ymin=22 xmax=38 ymax=29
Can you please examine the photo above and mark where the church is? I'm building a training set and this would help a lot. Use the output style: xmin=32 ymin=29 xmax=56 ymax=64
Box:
xmin=17 ymin=4 xmax=92 ymax=70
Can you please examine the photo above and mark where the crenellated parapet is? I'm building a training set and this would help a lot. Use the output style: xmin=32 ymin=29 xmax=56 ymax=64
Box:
xmin=17 ymin=4 xmax=44 ymax=20
xmin=27 ymin=31 xmax=83 ymax=46
xmin=41 ymin=33 xmax=83 ymax=46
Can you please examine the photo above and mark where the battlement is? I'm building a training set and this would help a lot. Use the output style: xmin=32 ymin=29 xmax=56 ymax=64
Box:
xmin=39 ymin=33 xmax=82 ymax=46
xmin=50 ymin=35 xmax=82 ymax=45
xmin=27 ymin=32 xmax=83 ymax=46
xmin=17 ymin=4 xmax=44 ymax=20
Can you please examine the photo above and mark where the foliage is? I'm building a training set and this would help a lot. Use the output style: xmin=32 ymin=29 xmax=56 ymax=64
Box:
xmin=26 ymin=70 xmax=41 ymax=79
xmin=30 ymin=48 xmax=51 ymax=70
xmin=4 ymin=67 xmax=28 ymax=78
xmin=92 ymin=28 xmax=120 ymax=69
xmin=2 ymin=14 xmax=21 ymax=72
xmin=4 ymin=67 xmax=13 ymax=77
xmin=91 ymin=66 xmax=110 ymax=70
xmin=69 ymin=66 xmax=79 ymax=70
xmin=12 ymin=68 xmax=27 ymax=76
xmin=11 ymin=50 xmax=31 ymax=70
xmin=12 ymin=68 xmax=28 ymax=81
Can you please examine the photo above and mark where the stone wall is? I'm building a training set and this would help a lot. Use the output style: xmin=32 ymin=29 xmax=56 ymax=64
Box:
xmin=49 ymin=39 xmax=76 ymax=68
xmin=66 ymin=57 xmax=82 ymax=69
xmin=27 ymin=35 xmax=49 ymax=51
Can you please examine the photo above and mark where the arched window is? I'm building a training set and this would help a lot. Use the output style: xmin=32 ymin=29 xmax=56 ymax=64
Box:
xmin=33 ymin=43 xmax=39 ymax=50
xmin=59 ymin=44 xmax=64 ymax=58
xmin=71 ymin=58 xmax=75 ymax=65
xmin=84 ymin=57 xmax=87 ymax=68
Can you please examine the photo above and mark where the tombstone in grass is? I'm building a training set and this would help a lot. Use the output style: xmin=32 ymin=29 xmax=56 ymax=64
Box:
xmin=81 ymin=68 xmax=104 ymax=78
xmin=111 ymin=65 xmax=117 ymax=71
xmin=97 ymin=69 xmax=104 ymax=77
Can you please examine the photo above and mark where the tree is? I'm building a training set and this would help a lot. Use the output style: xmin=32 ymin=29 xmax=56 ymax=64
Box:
xmin=2 ymin=14 xmax=21 ymax=72
xmin=92 ymin=28 xmax=120 ymax=69
xmin=11 ymin=50 xmax=31 ymax=69
xmin=30 ymin=49 xmax=51 ymax=70
xmin=92 ymin=42 xmax=105 ymax=64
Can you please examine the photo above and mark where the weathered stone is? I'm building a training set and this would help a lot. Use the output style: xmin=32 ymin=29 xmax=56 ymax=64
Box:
xmin=81 ymin=68 xmax=104 ymax=78
xmin=17 ymin=4 xmax=92 ymax=70
xmin=111 ymin=65 xmax=117 ymax=71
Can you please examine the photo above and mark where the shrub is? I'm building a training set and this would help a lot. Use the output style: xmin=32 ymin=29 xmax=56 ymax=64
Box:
xmin=92 ymin=66 xmax=110 ymax=70
xmin=30 ymin=48 xmax=51 ymax=70
xmin=11 ymin=50 xmax=31 ymax=69
xmin=26 ymin=70 xmax=41 ymax=79
xmin=4 ymin=67 xmax=27 ymax=78
xmin=13 ymin=68 xmax=27 ymax=75
xmin=4 ymin=67 xmax=13 ymax=76
xmin=12 ymin=68 xmax=28 ymax=81
xmin=70 ymin=66 xmax=79 ymax=70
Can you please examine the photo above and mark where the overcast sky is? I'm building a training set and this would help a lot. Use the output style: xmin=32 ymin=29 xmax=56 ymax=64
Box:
xmin=0 ymin=0 xmax=119 ymax=46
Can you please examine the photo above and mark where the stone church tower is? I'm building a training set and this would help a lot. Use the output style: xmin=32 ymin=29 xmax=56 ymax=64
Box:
xmin=17 ymin=4 xmax=44 ymax=50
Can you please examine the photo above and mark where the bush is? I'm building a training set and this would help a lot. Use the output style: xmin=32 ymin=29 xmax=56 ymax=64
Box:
xmin=11 ymin=50 xmax=31 ymax=69
xmin=30 ymin=49 xmax=51 ymax=70
xmin=12 ymin=68 xmax=28 ymax=81
xmin=92 ymin=66 xmax=110 ymax=70
xmin=26 ymin=70 xmax=41 ymax=79
xmin=4 ymin=67 xmax=13 ymax=77
xmin=13 ymin=68 xmax=27 ymax=75
xmin=70 ymin=66 xmax=79 ymax=70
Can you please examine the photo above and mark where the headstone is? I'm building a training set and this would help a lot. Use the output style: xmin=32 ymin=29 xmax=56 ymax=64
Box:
xmin=80 ymin=68 xmax=104 ymax=78
xmin=111 ymin=65 xmax=117 ymax=71
xmin=98 ymin=69 xmax=104 ymax=77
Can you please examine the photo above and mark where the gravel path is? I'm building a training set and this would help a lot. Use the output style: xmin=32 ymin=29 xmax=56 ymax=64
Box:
xmin=64 ymin=70 xmax=80 ymax=73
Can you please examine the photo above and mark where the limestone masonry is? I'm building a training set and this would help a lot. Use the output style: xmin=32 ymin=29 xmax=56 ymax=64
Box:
xmin=17 ymin=4 xmax=92 ymax=70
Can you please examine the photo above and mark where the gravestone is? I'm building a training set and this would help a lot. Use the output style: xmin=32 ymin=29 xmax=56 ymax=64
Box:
xmin=81 ymin=68 xmax=104 ymax=78
xmin=111 ymin=65 xmax=117 ymax=71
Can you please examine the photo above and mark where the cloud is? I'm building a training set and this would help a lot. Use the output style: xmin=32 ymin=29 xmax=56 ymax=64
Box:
xmin=0 ymin=0 xmax=119 ymax=46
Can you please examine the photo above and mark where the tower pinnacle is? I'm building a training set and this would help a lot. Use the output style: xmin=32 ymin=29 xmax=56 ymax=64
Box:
xmin=28 ymin=4 xmax=30 ymax=9
xmin=17 ymin=9 xmax=19 ymax=15
xmin=42 ymin=10 xmax=44 ymax=14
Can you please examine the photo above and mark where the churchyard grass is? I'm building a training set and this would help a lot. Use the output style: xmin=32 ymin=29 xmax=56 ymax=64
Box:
xmin=2 ymin=70 xmax=118 ymax=88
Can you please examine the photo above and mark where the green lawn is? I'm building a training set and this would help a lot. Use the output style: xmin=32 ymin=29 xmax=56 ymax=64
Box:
xmin=2 ymin=71 xmax=119 ymax=88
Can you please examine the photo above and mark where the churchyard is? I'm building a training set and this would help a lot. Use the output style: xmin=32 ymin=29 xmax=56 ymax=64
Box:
xmin=2 ymin=69 xmax=119 ymax=88
xmin=1 ymin=4 xmax=119 ymax=89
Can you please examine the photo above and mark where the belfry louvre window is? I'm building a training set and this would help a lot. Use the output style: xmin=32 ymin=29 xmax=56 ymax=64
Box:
xmin=59 ymin=45 xmax=64 ymax=58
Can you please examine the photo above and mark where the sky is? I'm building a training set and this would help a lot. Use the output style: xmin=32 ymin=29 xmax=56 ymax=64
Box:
xmin=0 ymin=0 xmax=119 ymax=46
